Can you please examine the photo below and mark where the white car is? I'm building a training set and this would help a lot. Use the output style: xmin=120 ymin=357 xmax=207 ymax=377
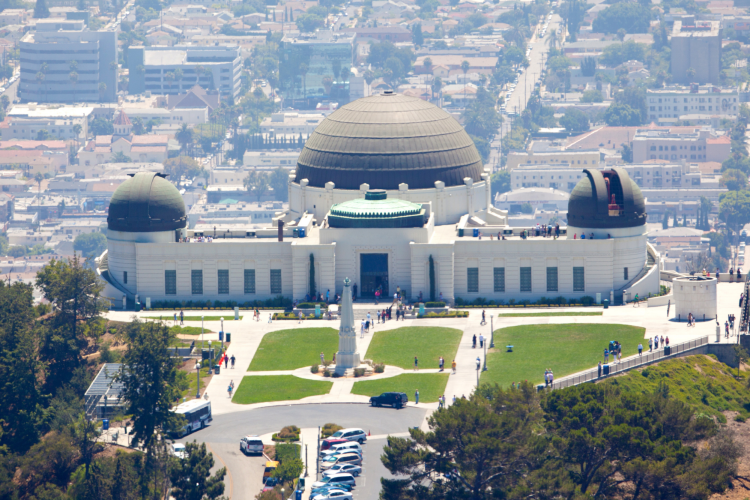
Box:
xmin=312 ymin=490 xmax=352 ymax=500
xmin=172 ymin=443 xmax=187 ymax=459
xmin=240 ymin=435 xmax=264 ymax=455
xmin=324 ymin=464 xmax=362 ymax=477
xmin=312 ymin=473 xmax=356 ymax=488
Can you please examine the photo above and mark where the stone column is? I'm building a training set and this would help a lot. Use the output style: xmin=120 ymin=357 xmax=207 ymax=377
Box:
xmin=335 ymin=277 xmax=360 ymax=374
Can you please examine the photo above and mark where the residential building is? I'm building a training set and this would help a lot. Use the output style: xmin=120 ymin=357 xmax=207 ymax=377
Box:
xmin=127 ymin=45 xmax=242 ymax=99
xmin=510 ymin=165 xmax=586 ymax=191
xmin=671 ymin=21 xmax=722 ymax=84
xmin=631 ymin=127 xmax=731 ymax=163
xmin=340 ymin=26 xmax=412 ymax=43
xmin=260 ymin=112 xmax=325 ymax=139
xmin=242 ymin=151 xmax=300 ymax=170
xmin=165 ymin=85 xmax=221 ymax=113
xmin=19 ymin=19 xmax=117 ymax=103
xmin=278 ymin=31 xmax=355 ymax=106
xmin=0 ymin=9 xmax=28 ymax=26
xmin=78 ymin=110 xmax=169 ymax=166
xmin=494 ymin=187 xmax=571 ymax=212
xmin=646 ymin=85 xmax=739 ymax=121
xmin=506 ymin=149 xmax=601 ymax=169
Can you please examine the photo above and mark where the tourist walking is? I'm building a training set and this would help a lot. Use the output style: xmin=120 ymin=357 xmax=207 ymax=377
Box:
xmin=377 ymin=311 xmax=381 ymax=323
xmin=367 ymin=312 xmax=371 ymax=328
xmin=479 ymin=334 xmax=484 ymax=349
xmin=439 ymin=356 xmax=444 ymax=371
xmin=180 ymin=310 xmax=184 ymax=325
xmin=452 ymin=359 xmax=457 ymax=374
xmin=604 ymin=348 xmax=609 ymax=364
xmin=654 ymin=336 xmax=659 ymax=349
xmin=638 ymin=343 xmax=643 ymax=356
xmin=414 ymin=356 xmax=418 ymax=371
xmin=320 ymin=352 xmax=325 ymax=365
xmin=298 ymin=311 xmax=304 ymax=324
xmin=224 ymin=354 xmax=228 ymax=369
xmin=598 ymin=361 xmax=602 ymax=378
xmin=472 ymin=334 xmax=477 ymax=348
xmin=415 ymin=389 xmax=419 ymax=404
xmin=361 ymin=320 xmax=365 ymax=337
xmin=268 ymin=313 xmax=272 ymax=323
xmin=174 ymin=312 xmax=177 ymax=325
xmin=230 ymin=354 xmax=235 ymax=368
xmin=649 ymin=337 xmax=653 ymax=351
xmin=726 ymin=320 xmax=730 ymax=338
xmin=665 ymin=336 xmax=669 ymax=346
xmin=228 ymin=383 xmax=233 ymax=398
xmin=481 ymin=310 xmax=486 ymax=325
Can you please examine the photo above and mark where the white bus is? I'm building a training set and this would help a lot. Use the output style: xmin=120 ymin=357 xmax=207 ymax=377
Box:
xmin=171 ymin=399 xmax=212 ymax=437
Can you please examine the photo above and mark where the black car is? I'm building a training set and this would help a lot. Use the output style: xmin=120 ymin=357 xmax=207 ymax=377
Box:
xmin=370 ymin=392 xmax=408 ymax=409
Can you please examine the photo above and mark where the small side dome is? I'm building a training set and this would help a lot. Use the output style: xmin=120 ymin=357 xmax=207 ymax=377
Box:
xmin=107 ymin=172 xmax=187 ymax=232
xmin=567 ymin=168 xmax=646 ymax=229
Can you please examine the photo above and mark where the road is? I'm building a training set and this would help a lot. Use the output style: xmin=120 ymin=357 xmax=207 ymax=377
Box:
xmin=185 ymin=403 xmax=427 ymax=500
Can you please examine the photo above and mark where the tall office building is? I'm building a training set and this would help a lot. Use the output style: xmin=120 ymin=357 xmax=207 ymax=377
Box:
xmin=671 ymin=21 xmax=722 ymax=85
xmin=127 ymin=45 xmax=242 ymax=99
xmin=19 ymin=20 xmax=118 ymax=103
xmin=279 ymin=31 xmax=355 ymax=108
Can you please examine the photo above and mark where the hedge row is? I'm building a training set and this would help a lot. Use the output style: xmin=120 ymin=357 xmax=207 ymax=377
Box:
xmin=455 ymin=296 xmax=598 ymax=307
xmin=150 ymin=296 xmax=292 ymax=310
xmin=424 ymin=301 xmax=446 ymax=308
xmin=417 ymin=311 xmax=470 ymax=318
xmin=273 ymin=312 xmax=325 ymax=320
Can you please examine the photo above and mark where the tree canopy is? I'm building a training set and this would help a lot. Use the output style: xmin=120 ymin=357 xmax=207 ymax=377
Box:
xmin=592 ymin=2 xmax=652 ymax=33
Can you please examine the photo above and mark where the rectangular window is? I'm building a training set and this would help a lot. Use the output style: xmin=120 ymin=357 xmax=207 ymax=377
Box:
xmin=123 ymin=271 xmax=128 ymax=284
xmin=546 ymin=267 xmax=558 ymax=292
xmin=573 ymin=267 xmax=585 ymax=292
xmin=244 ymin=269 xmax=256 ymax=294
xmin=191 ymin=270 xmax=203 ymax=295
xmin=270 ymin=269 xmax=282 ymax=294
xmin=520 ymin=267 xmax=532 ymax=292
xmin=218 ymin=269 xmax=229 ymax=294
xmin=467 ymin=267 xmax=479 ymax=293
xmin=493 ymin=267 xmax=505 ymax=292
xmin=624 ymin=267 xmax=629 ymax=281
xmin=165 ymin=270 xmax=176 ymax=295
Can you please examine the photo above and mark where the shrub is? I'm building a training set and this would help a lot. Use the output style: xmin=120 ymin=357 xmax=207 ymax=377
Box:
xmin=297 ymin=302 xmax=327 ymax=309
xmin=332 ymin=372 xmax=342 ymax=378
xmin=274 ymin=426 xmax=300 ymax=442
xmin=425 ymin=301 xmax=446 ymax=307
xmin=354 ymin=368 xmax=366 ymax=377
xmin=374 ymin=363 xmax=385 ymax=373
xmin=275 ymin=443 xmax=301 ymax=464
xmin=323 ymin=370 xmax=331 ymax=377
xmin=580 ymin=296 xmax=595 ymax=306
xmin=735 ymin=414 xmax=747 ymax=423
xmin=321 ymin=423 xmax=343 ymax=438
xmin=310 ymin=364 xmax=319 ymax=374
xmin=455 ymin=297 xmax=465 ymax=306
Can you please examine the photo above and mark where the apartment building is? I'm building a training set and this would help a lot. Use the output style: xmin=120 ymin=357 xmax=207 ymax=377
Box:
xmin=506 ymin=148 xmax=601 ymax=169
xmin=19 ymin=20 xmax=117 ymax=103
xmin=631 ymin=128 xmax=731 ymax=163
xmin=510 ymin=165 xmax=586 ymax=191
xmin=127 ymin=45 xmax=242 ymax=99
xmin=260 ymin=112 xmax=325 ymax=139
xmin=646 ymin=85 xmax=739 ymax=122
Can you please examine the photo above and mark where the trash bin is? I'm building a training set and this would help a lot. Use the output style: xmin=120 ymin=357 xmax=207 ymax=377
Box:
xmin=214 ymin=364 xmax=220 ymax=375
xmin=219 ymin=331 xmax=224 ymax=341
xmin=202 ymin=349 xmax=210 ymax=361
xmin=603 ymin=299 xmax=609 ymax=309
xmin=472 ymin=228 xmax=479 ymax=237
xmin=226 ymin=332 xmax=232 ymax=343
xmin=458 ymin=228 xmax=464 ymax=237
xmin=293 ymin=228 xmax=299 ymax=238
xmin=664 ymin=346 xmax=671 ymax=356
xmin=603 ymin=364 xmax=610 ymax=375
xmin=298 ymin=228 xmax=306 ymax=238
xmin=537 ymin=384 xmax=545 ymax=392
xmin=102 ymin=419 xmax=109 ymax=430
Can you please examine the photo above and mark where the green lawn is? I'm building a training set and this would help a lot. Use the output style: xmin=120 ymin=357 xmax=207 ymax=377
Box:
xmin=481 ymin=324 xmax=645 ymax=388
xmin=249 ymin=328 xmax=339 ymax=371
xmin=146 ymin=316 xmax=242 ymax=322
xmin=169 ymin=325 xmax=214 ymax=335
xmin=232 ymin=375 xmax=332 ymax=404
xmin=496 ymin=312 xmax=603 ymax=318
xmin=351 ymin=373 xmax=449 ymax=403
xmin=364 ymin=327 xmax=462 ymax=370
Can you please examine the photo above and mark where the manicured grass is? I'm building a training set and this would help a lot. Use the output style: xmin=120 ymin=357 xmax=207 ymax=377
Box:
xmin=146 ymin=316 xmax=242 ymax=321
xmin=364 ymin=327 xmax=462 ymax=370
xmin=351 ymin=373 xmax=449 ymax=403
xmin=232 ymin=375 xmax=332 ymax=404
xmin=481 ymin=324 xmax=645 ymax=388
xmin=610 ymin=355 xmax=750 ymax=423
xmin=497 ymin=312 xmax=603 ymax=318
xmin=169 ymin=325 xmax=214 ymax=335
xmin=248 ymin=328 xmax=339 ymax=371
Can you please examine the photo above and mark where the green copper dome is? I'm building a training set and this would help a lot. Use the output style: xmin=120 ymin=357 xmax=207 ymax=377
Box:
xmin=328 ymin=191 xmax=426 ymax=228
xmin=108 ymin=172 xmax=187 ymax=232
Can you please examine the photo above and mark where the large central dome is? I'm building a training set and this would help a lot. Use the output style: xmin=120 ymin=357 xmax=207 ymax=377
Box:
xmin=294 ymin=92 xmax=484 ymax=190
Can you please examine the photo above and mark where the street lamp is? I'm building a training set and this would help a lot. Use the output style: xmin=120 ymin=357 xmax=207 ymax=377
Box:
xmin=475 ymin=357 xmax=480 ymax=387
xmin=483 ymin=342 xmax=487 ymax=372
xmin=208 ymin=340 xmax=212 ymax=374
xmin=221 ymin=317 xmax=224 ymax=351
xmin=281 ymin=488 xmax=285 ymax=500
xmin=195 ymin=361 xmax=201 ymax=398
xmin=490 ymin=316 xmax=495 ymax=348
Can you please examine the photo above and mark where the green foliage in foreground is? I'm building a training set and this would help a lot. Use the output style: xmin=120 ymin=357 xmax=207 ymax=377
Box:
xmin=248 ymin=328 xmax=338 ymax=371
xmin=352 ymin=373 xmax=449 ymax=403
xmin=232 ymin=375 xmax=332 ymax=404
xmin=482 ymin=324 xmax=645 ymax=387
xmin=381 ymin=380 xmax=738 ymax=499
xmin=364 ymin=327 xmax=462 ymax=370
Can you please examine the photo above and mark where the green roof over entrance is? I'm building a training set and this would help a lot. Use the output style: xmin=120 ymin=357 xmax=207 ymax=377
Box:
xmin=328 ymin=191 xmax=426 ymax=228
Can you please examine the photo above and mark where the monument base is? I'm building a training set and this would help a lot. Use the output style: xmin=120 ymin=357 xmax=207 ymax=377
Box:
xmin=334 ymin=352 xmax=361 ymax=374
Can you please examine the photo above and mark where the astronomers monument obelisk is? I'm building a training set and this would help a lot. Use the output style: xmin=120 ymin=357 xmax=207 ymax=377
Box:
xmin=335 ymin=277 xmax=360 ymax=374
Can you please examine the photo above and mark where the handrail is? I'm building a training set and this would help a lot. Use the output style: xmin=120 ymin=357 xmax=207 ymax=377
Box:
xmin=546 ymin=336 xmax=709 ymax=391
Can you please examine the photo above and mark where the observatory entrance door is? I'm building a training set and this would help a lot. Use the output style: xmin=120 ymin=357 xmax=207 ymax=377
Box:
xmin=360 ymin=254 xmax=389 ymax=298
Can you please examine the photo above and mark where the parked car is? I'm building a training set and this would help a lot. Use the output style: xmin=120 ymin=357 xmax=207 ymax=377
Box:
xmin=311 ymin=483 xmax=353 ymax=495
xmin=312 ymin=490 xmax=352 ymax=500
xmin=321 ymin=448 xmax=363 ymax=460
xmin=329 ymin=428 xmax=367 ymax=443
xmin=312 ymin=473 xmax=356 ymax=489
xmin=263 ymin=461 xmax=279 ymax=479
xmin=240 ymin=435 xmax=264 ymax=455
xmin=369 ymin=392 xmax=408 ymax=408
xmin=262 ymin=477 xmax=280 ymax=492
xmin=320 ymin=441 xmax=362 ymax=457
xmin=324 ymin=464 xmax=362 ymax=477
xmin=171 ymin=443 xmax=187 ymax=459
xmin=321 ymin=453 xmax=363 ymax=470
xmin=321 ymin=438 xmax=348 ymax=451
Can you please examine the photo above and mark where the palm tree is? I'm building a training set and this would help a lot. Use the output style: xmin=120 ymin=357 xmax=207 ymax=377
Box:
xmin=72 ymin=124 xmax=82 ymax=149
xmin=69 ymin=71 xmax=78 ymax=102
xmin=176 ymin=123 xmax=193 ymax=155
xmin=98 ymin=82 xmax=107 ymax=102
xmin=299 ymin=63 xmax=308 ymax=99
xmin=195 ymin=65 xmax=205 ymax=87
xmin=174 ymin=69 xmax=184 ymax=91
xmin=364 ymin=70 xmax=375 ymax=96
xmin=35 ymin=71 xmax=45 ymax=99
xmin=34 ymin=172 xmax=43 ymax=229
xmin=461 ymin=60 xmax=470 ymax=94
xmin=423 ymin=57 xmax=433 ymax=74
xmin=432 ymin=76 xmax=443 ymax=107
xmin=164 ymin=71 xmax=175 ymax=93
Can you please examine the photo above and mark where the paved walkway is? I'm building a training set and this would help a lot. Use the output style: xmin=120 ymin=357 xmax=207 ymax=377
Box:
xmin=103 ymin=280 xmax=746 ymax=426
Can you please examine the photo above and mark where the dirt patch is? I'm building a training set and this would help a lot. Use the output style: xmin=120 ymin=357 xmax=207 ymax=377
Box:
xmin=710 ymin=412 xmax=750 ymax=500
